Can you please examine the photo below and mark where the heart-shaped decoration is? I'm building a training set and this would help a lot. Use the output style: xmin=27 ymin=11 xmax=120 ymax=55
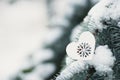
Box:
xmin=66 ymin=31 xmax=96 ymax=60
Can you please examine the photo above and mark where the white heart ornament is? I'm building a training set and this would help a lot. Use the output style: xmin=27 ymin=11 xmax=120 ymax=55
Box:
xmin=66 ymin=31 xmax=95 ymax=60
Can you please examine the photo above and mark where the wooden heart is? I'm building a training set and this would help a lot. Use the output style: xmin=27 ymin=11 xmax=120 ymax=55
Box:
xmin=66 ymin=31 xmax=95 ymax=60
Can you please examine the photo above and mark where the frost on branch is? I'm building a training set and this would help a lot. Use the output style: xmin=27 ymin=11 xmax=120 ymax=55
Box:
xmin=56 ymin=60 xmax=87 ymax=80
xmin=56 ymin=0 xmax=120 ymax=79
xmin=56 ymin=45 xmax=115 ymax=80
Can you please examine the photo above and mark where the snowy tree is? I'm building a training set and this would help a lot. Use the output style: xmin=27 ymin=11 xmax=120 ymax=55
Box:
xmin=56 ymin=0 xmax=120 ymax=80
xmin=1 ymin=0 xmax=120 ymax=80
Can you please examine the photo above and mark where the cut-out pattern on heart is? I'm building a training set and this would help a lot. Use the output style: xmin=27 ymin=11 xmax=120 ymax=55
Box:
xmin=77 ymin=42 xmax=91 ymax=58
xmin=66 ymin=31 xmax=96 ymax=60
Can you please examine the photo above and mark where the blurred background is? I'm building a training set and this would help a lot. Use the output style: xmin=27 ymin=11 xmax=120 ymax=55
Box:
xmin=0 ymin=0 xmax=99 ymax=80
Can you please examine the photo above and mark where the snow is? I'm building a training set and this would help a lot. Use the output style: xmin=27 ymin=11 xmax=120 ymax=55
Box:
xmin=23 ymin=63 xmax=56 ymax=80
xmin=32 ymin=49 xmax=54 ymax=65
xmin=0 ymin=0 xmax=49 ymax=80
xmin=64 ymin=45 xmax=115 ymax=79
xmin=56 ymin=60 xmax=86 ymax=80
xmin=24 ymin=72 xmax=43 ymax=80
xmin=50 ymin=0 xmax=88 ymax=27
xmin=84 ymin=0 xmax=120 ymax=31
xmin=90 ymin=45 xmax=115 ymax=73
xmin=66 ymin=57 xmax=75 ymax=66
xmin=70 ymin=25 xmax=84 ymax=41
xmin=56 ymin=0 xmax=120 ymax=79
xmin=44 ymin=27 xmax=63 ymax=45
xmin=90 ymin=0 xmax=100 ymax=5
xmin=14 ymin=49 xmax=55 ymax=80
xmin=35 ymin=63 xmax=56 ymax=79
